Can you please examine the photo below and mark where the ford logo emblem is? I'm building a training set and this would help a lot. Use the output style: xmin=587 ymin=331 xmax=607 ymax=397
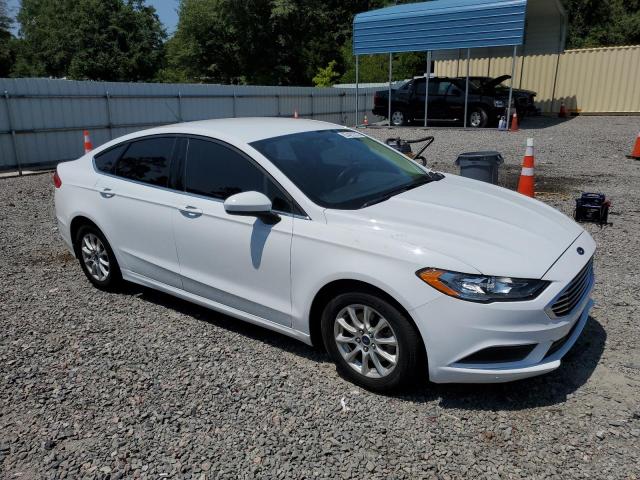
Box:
xmin=577 ymin=247 xmax=585 ymax=255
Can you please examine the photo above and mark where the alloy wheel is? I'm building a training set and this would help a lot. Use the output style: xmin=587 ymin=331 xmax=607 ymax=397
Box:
xmin=333 ymin=304 xmax=399 ymax=378
xmin=80 ymin=233 xmax=110 ymax=282
xmin=470 ymin=111 xmax=482 ymax=127
xmin=391 ymin=111 xmax=404 ymax=126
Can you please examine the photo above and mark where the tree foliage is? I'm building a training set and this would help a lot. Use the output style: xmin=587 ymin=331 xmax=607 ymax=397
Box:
xmin=12 ymin=0 xmax=165 ymax=81
xmin=0 ymin=0 xmax=14 ymax=77
xmin=163 ymin=0 xmax=387 ymax=85
xmin=562 ymin=0 xmax=640 ymax=49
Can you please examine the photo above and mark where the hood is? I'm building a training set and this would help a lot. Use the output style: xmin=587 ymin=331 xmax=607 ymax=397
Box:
xmin=483 ymin=75 xmax=511 ymax=89
xmin=324 ymin=174 xmax=584 ymax=279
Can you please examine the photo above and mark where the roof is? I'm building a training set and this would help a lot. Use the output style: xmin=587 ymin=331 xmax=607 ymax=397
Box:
xmin=353 ymin=0 xmax=527 ymax=55
xmin=101 ymin=118 xmax=341 ymax=148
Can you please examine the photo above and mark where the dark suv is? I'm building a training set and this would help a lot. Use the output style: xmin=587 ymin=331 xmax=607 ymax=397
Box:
xmin=372 ymin=75 xmax=537 ymax=128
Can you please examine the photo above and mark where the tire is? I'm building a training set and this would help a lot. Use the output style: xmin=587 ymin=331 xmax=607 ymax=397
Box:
xmin=321 ymin=292 xmax=424 ymax=392
xmin=74 ymin=224 xmax=122 ymax=291
xmin=390 ymin=110 xmax=406 ymax=126
xmin=468 ymin=107 xmax=488 ymax=128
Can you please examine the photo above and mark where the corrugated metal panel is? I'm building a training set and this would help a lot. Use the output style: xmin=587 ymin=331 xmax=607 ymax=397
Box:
xmin=353 ymin=0 xmax=527 ymax=55
xmin=0 ymin=78 xmax=381 ymax=171
xmin=435 ymin=45 xmax=640 ymax=114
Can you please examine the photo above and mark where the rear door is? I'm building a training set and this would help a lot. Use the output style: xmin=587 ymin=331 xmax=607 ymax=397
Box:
xmin=94 ymin=136 xmax=183 ymax=288
xmin=412 ymin=79 xmax=449 ymax=122
xmin=443 ymin=81 xmax=466 ymax=121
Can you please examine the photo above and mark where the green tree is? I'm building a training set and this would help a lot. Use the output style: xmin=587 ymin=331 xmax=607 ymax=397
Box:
xmin=13 ymin=0 xmax=166 ymax=81
xmin=163 ymin=0 xmax=388 ymax=85
xmin=562 ymin=0 xmax=640 ymax=48
xmin=0 ymin=0 xmax=14 ymax=76
xmin=312 ymin=60 xmax=340 ymax=87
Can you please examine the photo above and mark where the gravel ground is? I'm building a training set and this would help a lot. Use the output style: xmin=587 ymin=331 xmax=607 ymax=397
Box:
xmin=1 ymin=115 xmax=640 ymax=480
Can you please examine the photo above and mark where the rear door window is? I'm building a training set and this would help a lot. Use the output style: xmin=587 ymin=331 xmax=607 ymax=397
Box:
xmin=94 ymin=143 xmax=127 ymax=174
xmin=115 ymin=137 xmax=176 ymax=188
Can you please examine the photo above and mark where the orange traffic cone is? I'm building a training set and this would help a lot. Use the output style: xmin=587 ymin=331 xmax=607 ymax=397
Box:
xmin=83 ymin=130 xmax=93 ymax=153
xmin=628 ymin=131 xmax=640 ymax=159
xmin=510 ymin=112 xmax=519 ymax=132
xmin=517 ymin=138 xmax=535 ymax=197
xmin=293 ymin=109 xmax=299 ymax=119
xmin=558 ymin=102 xmax=567 ymax=118
xmin=363 ymin=115 xmax=369 ymax=126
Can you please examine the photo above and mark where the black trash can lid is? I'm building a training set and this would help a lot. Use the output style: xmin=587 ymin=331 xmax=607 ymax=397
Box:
xmin=455 ymin=151 xmax=504 ymax=166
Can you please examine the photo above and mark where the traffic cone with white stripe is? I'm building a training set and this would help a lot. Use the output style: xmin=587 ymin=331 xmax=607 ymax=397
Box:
xmin=293 ymin=109 xmax=299 ymax=119
xmin=517 ymin=138 xmax=535 ymax=197
xmin=558 ymin=102 xmax=567 ymax=118
xmin=363 ymin=115 xmax=369 ymax=126
xmin=510 ymin=112 xmax=519 ymax=132
xmin=627 ymin=131 xmax=640 ymax=159
xmin=83 ymin=130 xmax=93 ymax=153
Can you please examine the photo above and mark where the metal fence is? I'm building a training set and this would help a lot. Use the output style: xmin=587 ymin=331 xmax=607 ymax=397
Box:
xmin=0 ymin=78 xmax=382 ymax=172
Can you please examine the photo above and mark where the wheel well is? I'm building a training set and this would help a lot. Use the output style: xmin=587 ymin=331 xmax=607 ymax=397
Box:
xmin=308 ymin=279 xmax=424 ymax=354
xmin=69 ymin=216 xmax=99 ymax=249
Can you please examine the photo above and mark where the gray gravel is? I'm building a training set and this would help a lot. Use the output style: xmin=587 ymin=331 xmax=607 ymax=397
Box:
xmin=1 ymin=115 xmax=640 ymax=479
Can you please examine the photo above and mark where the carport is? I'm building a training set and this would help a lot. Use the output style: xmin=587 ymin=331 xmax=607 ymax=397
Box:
xmin=352 ymin=0 xmax=567 ymax=128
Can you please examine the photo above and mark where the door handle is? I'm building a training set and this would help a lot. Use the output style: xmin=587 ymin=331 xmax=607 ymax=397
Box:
xmin=179 ymin=205 xmax=202 ymax=218
xmin=100 ymin=188 xmax=115 ymax=198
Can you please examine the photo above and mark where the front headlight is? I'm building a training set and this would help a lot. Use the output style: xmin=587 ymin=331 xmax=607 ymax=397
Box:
xmin=416 ymin=268 xmax=549 ymax=303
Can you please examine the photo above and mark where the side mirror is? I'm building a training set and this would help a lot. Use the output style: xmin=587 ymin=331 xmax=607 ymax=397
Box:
xmin=224 ymin=191 xmax=279 ymax=222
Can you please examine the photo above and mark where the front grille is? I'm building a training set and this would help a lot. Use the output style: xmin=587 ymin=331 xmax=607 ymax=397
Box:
xmin=550 ymin=259 xmax=594 ymax=317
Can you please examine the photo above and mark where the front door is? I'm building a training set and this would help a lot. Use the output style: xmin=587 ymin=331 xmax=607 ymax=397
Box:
xmin=172 ymin=137 xmax=294 ymax=327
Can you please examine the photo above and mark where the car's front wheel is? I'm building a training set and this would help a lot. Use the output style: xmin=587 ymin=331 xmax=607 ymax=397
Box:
xmin=390 ymin=110 xmax=406 ymax=126
xmin=468 ymin=107 xmax=488 ymax=128
xmin=74 ymin=225 xmax=122 ymax=291
xmin=321 ymin=292 xmax=424 ymax=392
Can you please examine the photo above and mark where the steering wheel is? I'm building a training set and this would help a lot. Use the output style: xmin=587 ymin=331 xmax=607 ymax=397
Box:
xmin=336 ymin=165 xmax=361 ymax=187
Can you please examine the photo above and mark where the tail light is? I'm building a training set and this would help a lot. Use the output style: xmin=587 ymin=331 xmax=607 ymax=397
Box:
xmin=53 ymin=170 xmax=62 ymax=188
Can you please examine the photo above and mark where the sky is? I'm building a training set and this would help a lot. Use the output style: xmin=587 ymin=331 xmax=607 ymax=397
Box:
xmin=6 ymin=0 xmax=181 ymax=35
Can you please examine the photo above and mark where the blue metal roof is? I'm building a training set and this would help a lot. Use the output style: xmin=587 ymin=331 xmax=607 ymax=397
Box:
xmin=353 ymin=0 xmax=527 ymax=55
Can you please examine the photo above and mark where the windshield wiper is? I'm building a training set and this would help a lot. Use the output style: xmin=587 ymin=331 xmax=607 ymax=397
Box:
xmin=360 ymin=176 xmax=433 ymax=209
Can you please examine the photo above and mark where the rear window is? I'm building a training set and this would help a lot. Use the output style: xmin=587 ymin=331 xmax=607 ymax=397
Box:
xmin=94 ymin=144 xmax=127 ymax=174
xmin=115 ymin=137 xmax=175 ymax=188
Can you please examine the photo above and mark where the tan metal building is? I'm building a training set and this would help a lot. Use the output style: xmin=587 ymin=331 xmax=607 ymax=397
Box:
xmin=434 ymin=45 xmax=640 ymax=115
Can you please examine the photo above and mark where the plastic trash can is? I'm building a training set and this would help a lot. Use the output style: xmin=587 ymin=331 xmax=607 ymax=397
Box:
xmin=454 ymin=151 xmax=504 ymax=185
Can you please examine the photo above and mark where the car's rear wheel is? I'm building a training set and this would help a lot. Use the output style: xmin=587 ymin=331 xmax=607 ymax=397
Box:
xmin=390 ymin=110 xmax=406 ymax=126
xmin=74 ymin=225 xmax=122 ymax=291
xmin=468 ymin=107 xmax=488 ymax=128
xmin=321 ymin=292 xmax=423 ymax=392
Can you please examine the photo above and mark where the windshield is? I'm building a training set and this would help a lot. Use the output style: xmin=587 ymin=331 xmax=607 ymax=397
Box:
xmin=251 ymin=129 xmax=431 ymax=210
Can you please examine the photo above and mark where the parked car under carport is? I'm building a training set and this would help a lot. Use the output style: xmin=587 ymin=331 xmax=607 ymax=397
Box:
xmin=372 ymin=75 xmax=537 ymax=128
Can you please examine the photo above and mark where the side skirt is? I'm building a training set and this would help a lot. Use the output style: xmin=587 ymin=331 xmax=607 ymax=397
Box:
xmin=121 ymin=269 xmax=312 ymax=346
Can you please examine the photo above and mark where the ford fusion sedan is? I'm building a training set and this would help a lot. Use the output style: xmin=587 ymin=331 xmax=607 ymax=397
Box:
xmin=54 ymin=118 xmax=595 ymax=391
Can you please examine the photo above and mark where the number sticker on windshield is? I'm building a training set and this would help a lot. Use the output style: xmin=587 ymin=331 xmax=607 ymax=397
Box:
xmin=338 ymin=131 xmax=365 ymax=139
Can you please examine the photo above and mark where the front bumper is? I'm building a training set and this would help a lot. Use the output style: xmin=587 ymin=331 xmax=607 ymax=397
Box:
xmin=410 ymin=238 xmax=596 ymax=384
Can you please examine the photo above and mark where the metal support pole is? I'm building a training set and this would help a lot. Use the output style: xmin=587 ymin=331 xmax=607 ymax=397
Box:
xmin=232 ymin=88 xmax=237 ymax=118
xmin=355 ymin=55 xmax=359 ymax=127
xmin=506 ymin=45 xmax=517 ymax=130
xmin=276 ymin=94 xmax=281 ymax=117
xmin=463 ymin=48 xmax=470 ymax=129
xmin=4 ymin=91 xmax=21 ymax=175
xmin=339 ymin=92 xmax=344 ymax=124
xmin=424 ymin=51 xmax=431 ymax=127
xmin=388 ymin=53 xmax=393 ymax=127
xmin=310 ymin=93 xmax=314 ymax=120
xmin=105 ymin=91 xmax=113 ymax=139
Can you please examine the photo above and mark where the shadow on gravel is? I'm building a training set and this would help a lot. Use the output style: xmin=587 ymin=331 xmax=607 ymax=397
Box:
xmin=121 ymin=284 xmax=331 ymax=365
xmin=397 ymin=316 xmax=607 ymax=410
xmin=117 ymin=284 xmax=605 ymax=409
xmin=515 ymin=116 xmax=577 ymax=130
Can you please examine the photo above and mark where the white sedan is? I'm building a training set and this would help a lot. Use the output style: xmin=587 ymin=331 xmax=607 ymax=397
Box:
xmin=54 ymin=118 xmax=595 ymax=391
